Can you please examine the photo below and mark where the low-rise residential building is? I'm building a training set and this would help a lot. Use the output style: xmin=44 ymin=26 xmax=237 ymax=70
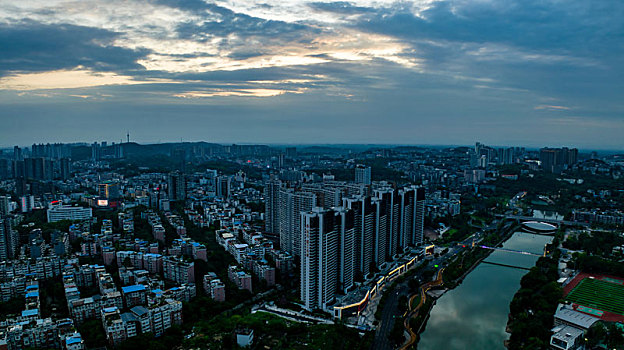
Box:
xmin=203 ymin=272 xmax=225 ymax=302
xmin=163 ymin=257 xmax=194 ymax=284
xmin=253 ymin=262 xmax=276 ymax=287
xmin=148 ymin=299 xmax=183 ymax=337
xmin=102 ymin=307 xmax=126 ymax=346
xmin=122 ymin=284 xmax=147 ymax=308
xmin=64 ymin=332 xmax=86 ymax=350
xmin=130 ymin=306 xmax=151 ymax=334
xmin=228 ymin=265 xmax=252 ymax=293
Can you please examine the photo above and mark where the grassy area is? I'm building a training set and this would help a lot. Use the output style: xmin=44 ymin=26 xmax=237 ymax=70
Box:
xmin=444 ymin=228 xmax=458 ymax=237
xmin=567 ymin=278 xmax=624 ymax=315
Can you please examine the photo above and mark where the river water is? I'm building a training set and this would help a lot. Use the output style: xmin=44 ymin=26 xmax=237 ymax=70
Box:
xmin=417 ymin=231 xmax=553 ymax=350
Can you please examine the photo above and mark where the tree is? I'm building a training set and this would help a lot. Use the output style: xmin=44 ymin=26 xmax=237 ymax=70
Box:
xmin=78 ymin=319 xmax=107 ymax=348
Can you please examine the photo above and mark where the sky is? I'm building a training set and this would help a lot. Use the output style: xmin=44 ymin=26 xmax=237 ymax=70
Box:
xmin=0 ymin=0 xmax=623 ymax=149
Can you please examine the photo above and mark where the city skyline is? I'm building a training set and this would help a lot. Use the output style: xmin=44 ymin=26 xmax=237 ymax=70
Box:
xmin=1 ymin=140 xmax=619 ymax=154
xmin=1 ymin=0 xmax=623 ymax=149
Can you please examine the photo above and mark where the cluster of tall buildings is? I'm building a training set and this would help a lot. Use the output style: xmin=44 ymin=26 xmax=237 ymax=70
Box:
xmin=2 ymin=145 xmax=72 ymax=182
xmin=4 ymin=156 xmax=72 ymax=182
xmin=301 ymin=185 xmax=425 ymax=310
xmin=265 ymin=180 xmax=367 ymax=256
xmin=91 ymin=142 xmax=123 ymax=161
xmin=30 ymin=143 xmax=71 ymax=159
xmin=539 ymin=147 xmax=578 ymax=173
xmin=470 ymin=142 xmax=524 ymax=168
xmin=265 ymin=176 xmax=425 ymax=311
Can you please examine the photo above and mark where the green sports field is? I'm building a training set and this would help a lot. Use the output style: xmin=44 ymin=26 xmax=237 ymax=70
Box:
xmin=566 ymin=278 xmax=624 ymax=315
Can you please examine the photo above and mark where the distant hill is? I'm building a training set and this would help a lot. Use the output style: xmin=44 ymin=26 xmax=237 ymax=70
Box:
xmin=70 ymin=141 xmax=223 ymax=160
xmin=298 ymin=146 xmax=352 ymax=155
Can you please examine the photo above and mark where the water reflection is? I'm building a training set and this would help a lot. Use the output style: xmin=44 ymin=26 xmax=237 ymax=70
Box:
xmin=418 ymin=232 xmax=553 ymax=350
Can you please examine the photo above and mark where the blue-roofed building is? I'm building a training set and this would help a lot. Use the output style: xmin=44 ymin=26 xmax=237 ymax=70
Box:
xmin=21 ymin=308 xmax=39 ymax=319
xmin=122 ymin=284 xmax=147 ymax=308
xmin=65 ymin=332 xmax=85 ymax=350
xmin=101 ymin=306 xmax=126 ymax=346
xmin=121 ymin=284 xmax=146 ymax=294
xmin=102 ymin=306 xmax=118 ymax=313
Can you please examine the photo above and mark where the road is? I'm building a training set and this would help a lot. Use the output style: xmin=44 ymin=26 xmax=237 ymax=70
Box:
xmin=373 ymin=280 xmax=410 ymax=350
xmin=372 ymin=255 xmax=448 ymax=350
xmin=371 ymin=233 xmax=478 ymax=349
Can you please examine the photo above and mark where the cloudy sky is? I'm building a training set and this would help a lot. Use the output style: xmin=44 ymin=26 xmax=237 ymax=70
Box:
xmin=0 ymin=0 xmax=622 ymax=149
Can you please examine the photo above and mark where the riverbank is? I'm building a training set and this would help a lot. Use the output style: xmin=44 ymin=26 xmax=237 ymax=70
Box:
xmin=404 ymin=223 xmax=547 ymax=349
xmin=505 ymin=228 xmax=564 ymax=349
xmin=399 ymin=268 xmax=444 ymax=350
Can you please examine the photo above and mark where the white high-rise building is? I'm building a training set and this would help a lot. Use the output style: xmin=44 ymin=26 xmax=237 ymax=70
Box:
xmin=398 ymin=187 xmax=415 ymax=250
xmin=0 ymin=196 xmax=9 ymax=216
xmin=300 ymin=208 xmax=340 ymax=310
xmin=343 ymin=196 xmax=376 ymax=277
xmin=335 ymin=207 xmax=355 ymax=293
xmin=278 ymin=189 xmax=316 ymax=256
xmin=263 ymin=178 xmax=282 ymax=234
xmin=0 ymin=218 xmax=18 ymax=260
xmin=355 ymin=165 xmax=371 ymax=185
xmin=374 ymin=187 xmax=399 ymax=261
xmin=414 ymin=187 xmax=426 ymax=246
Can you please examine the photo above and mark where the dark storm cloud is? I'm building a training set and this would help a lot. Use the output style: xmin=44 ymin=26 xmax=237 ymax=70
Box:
xmin=0 ymin=22 xmax=148 ymax=76
xmin=158 ymin=3 xmax=320 ymax=61
xmin=174 ymin=4 xmax=313 ymax=42
xmin=323 ymin=0 xmax=624 ymax=126
xmin=356 ymin=0 xmax=624 ymax=59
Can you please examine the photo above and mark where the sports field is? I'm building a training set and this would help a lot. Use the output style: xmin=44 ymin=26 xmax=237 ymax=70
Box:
xmin=566 ymin=278 xmax=624 ymax=315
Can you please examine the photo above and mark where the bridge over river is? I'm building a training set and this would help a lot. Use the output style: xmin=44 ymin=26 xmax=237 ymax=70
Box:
xmin=496 ymin=214 xmax=590 ymax=227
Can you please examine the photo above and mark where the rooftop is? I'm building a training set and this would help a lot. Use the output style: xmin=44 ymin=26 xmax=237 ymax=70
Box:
xmin=122 ymin=284 xmax=146 ymax=294
xmin=66 ymin=333 xmax=83 ymax=345
xmin=102 ymin=306 xmax=118 ymax=313
xmin=120 ymin=312 xmax=138 ymax=323
xmin=555 ymin=303 xmax=600 ymax=329
xmin=21 ymin=309 xmax=38 ymax=317
xmin=551 ymin=325 xmax=584 ymax=342
xmin=130 ymin=305 xmax=149 ymax=316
